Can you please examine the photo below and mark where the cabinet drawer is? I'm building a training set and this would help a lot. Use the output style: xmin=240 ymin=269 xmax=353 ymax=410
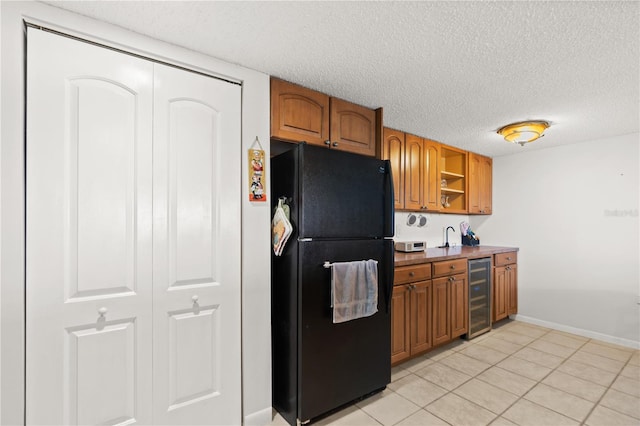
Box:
xmin=395 ymin=263 xmax=431 ymax=285
xmin=494 ymin=252 xmax=517 ymax=267
xmin=432 ymin=259 xmax=467 ymax=277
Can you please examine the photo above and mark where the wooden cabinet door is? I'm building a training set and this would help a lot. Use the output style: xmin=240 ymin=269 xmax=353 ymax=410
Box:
xmin=468 ymin=153 xmax=492 ymax=214
xmin=468 ymin=153 xmax=482 ymax=214
xmin=330 ymin=97 xmax=376 ymax=156
xmin=391 ymin=285 xmax=411 ymax=364
xmin=480 ymin=155 xmax=492 ymax=214
xmin=424 ymin=139 xmax=441 ymax=211
xmin=410 ymin=280 xmax=432 ymax=355
xmin=493 ymin=266 xmax=508 ymax=321
xmin=432 ymin=277 xmax=450 ymax=346
xmin=450 ymin=274 xmax=468 ymax=338
xmin=507 ymin=265 xmax=518 ymax=315
xmin=404 ymin=134 xmax=424 ymax=210
xmin=270 ymin=78 xmax=329 ymax=146
xmin=382 ymin=128 xmax=405 ymax=210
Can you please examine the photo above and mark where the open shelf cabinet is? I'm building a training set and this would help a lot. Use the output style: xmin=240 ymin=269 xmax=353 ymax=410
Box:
xmin=439 ymin=146 xmax=468 ymax=212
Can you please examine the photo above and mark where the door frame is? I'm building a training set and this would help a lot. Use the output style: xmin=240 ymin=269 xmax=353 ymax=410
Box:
xmin=1 ymin=3 xmax=272 ymax=424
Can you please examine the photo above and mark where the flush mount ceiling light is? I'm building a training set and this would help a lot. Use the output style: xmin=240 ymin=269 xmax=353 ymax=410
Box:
xmin=497 ymin=121 xmax=550 ymax=146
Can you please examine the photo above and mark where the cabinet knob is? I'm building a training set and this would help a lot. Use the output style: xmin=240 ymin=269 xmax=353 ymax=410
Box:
xmin=332 ymin=141 xmax=339 ymax=147
xmin=192 ymin=295 xmax=199 ymax=303
xmin=409 ymin=272 xmax=415 ymax=277
xmin=450 ymin=265 xmax=456 ymax=269
xmin=98 ymin=307 xmax=108 ymax=317
xmin=324 ymin=140 xmax=331 ymax=146
xmin=506 ymin=257 xmax=512 ymax=261
xmin=448 ymin=277 xmax=454 ymax=282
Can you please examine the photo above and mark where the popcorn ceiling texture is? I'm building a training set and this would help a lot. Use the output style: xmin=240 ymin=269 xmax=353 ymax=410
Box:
xmin=46 ymin=1 xmax=639 ymax=157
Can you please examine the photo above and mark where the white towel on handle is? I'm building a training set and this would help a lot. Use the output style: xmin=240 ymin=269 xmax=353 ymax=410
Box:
xmin=330 ymin=259 xmax=378 ymax=324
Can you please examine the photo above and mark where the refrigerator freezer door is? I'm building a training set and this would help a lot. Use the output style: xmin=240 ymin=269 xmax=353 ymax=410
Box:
xmin=295 ymin=144 xmax=394 ymax=239
xmin=297 ymin=239 xmax=392 ymax=423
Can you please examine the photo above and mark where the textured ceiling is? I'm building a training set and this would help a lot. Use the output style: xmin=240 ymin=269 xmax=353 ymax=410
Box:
xmin=44 ymin=1 xmax=640 ymax=157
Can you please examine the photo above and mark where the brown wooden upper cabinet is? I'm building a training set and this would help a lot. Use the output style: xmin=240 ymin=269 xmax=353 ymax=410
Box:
xmin=270 ymin=78 xmax=379 ymax=157
xmin=406 ymin=135 xmax=442 ymax=212
xmin=270 ymin=78 xmax=329 ymax=146
xmin=468 ymin=153 xmax=492 ymax=214
xmin=382 ymin=128 xmax=440 ymax=212
xmin=382 ymin=128 xmax=405 ymax=210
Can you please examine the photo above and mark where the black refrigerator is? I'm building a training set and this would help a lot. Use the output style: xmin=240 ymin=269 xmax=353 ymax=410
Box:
xmin=271 ymin=143 xmax=394 ymax=425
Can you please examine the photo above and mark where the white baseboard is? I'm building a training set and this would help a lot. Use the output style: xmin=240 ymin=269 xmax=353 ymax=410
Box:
xmin=244 ymin=406 xmax=273 ymax=426
xmin=513 ymin=314 xmax=640 ymax=350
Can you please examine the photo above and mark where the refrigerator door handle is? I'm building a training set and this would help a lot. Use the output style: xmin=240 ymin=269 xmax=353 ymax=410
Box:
xmin=384 ymin=240 xmax=394 ymax=314
xmin=382 ymin=160 xmax=395 ymax=237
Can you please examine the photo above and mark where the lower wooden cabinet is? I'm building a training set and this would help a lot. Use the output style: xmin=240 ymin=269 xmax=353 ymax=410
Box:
xmin=432 ymin=277 xmax=450 ymax=346
xmin=391 ymin=284 xmax=411 ymax=364
xmin=432 ymin=274 xmax=468 ymax=346
xmin=392 ymin=260 xmax=470 ymax=364
xmin=493 ymin=267 xmax=508 ymax=321
xmin=391 ymin=280 xmax=432 ymax=364
xmin=392 ymin=249 xmax=518 ymax=366
xmin=450 ymin=274 xmax=469 ymax=338
xmin=493 ymin=252 xmax=518 ymax=322
xmin=410 ymin=281 xmax=433 ymax=354
xmin=507 ymin=265 xmax=518 ymax=315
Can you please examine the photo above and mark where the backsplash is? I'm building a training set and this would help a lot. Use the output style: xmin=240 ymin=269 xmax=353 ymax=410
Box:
xmin=393 ymin=212 xmax=471 ymax=248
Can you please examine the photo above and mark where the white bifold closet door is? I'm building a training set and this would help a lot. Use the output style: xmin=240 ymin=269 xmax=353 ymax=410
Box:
xmin=152 ymin=53 xmax=241 ymax=426
xmin=26 ymin=28 xmax=241 ymax=425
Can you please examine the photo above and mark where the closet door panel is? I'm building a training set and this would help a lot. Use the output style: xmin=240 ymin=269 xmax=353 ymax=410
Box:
xmin=153 ymin=64 xmax=242 ymax=425
xmin=71 ymin=79 xmax=137 ymax=297
xmin=169 ymin=100 xmax=217 ymax=286
xmin=26 ymin=28 xmax=153 ymax=425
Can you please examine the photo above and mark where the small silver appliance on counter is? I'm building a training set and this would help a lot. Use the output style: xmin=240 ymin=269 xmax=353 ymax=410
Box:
xmin=394 ymin=241 xmax=427 ymax=252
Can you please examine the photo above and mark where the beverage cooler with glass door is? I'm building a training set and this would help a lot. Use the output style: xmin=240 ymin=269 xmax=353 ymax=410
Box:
xmin=467 ymin=258 xmax=492 ymax=338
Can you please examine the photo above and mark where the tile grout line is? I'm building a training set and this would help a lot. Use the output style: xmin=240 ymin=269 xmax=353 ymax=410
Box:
xmin=388 ymin=337 xmax=493 ymax=425
xmin=452 ymin=326 xmax=587 ymax=425
xmin=478 ymin=326 xmax=637 ymax=425
xmin=503 ymin=330 xmax=592 ymax=425
xmin=400 ymin=328 xmax=520 ymax=425
xmin=384 ymin=378 xmax=451 ymax=426
xmin=477 ymin=327 xmax=563 ymax=425
xmin=579 ymin=350 xmax=639 ymax=424
xmin=405 ymin=322 xmax=527 ymax=425
xmin=384 ymin=321 xmax=638 ymax=426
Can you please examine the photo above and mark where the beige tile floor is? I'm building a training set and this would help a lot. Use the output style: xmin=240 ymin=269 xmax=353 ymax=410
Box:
xmin=270 ymin=320 xmax=640 ymax=426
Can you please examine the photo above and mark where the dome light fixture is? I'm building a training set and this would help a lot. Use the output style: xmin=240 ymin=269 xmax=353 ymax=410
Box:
xmin=497 ymin=120 xmax=550 ymax=146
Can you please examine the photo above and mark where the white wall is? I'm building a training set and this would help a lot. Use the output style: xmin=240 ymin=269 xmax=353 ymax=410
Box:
xmin=471 ymin=133 xmax=640 ymax=348
xmin=394 ymin=212 xmax=470 ymax=248
xmin=1 ymin=2 xmax=271 ymax=424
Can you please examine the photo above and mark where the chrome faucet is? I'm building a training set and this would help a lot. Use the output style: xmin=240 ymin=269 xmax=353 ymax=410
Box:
xmin=444 ymin=226 xmax=455 ymax=248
